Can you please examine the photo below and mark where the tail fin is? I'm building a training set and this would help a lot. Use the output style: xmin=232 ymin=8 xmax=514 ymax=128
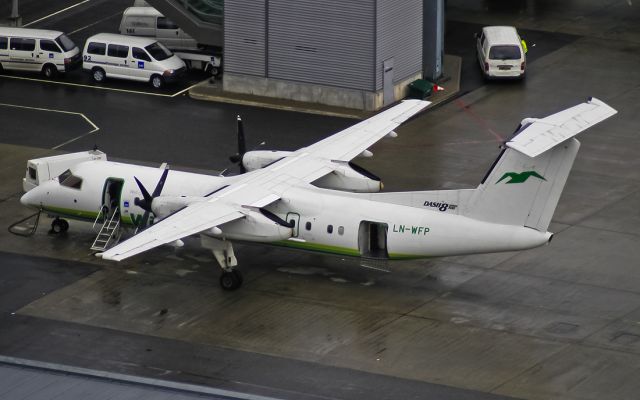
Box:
xmin=465 ymin=97 xmax=616 ymax=231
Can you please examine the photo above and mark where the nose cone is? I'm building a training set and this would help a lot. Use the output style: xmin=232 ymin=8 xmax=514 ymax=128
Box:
xmin=20 ymin=187 xmax=42 ymax=209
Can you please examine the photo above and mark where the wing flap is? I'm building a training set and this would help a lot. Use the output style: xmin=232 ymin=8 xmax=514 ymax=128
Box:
xmin=506 ymin=97 xmax=617 ymax=158
xmin=101 ymin=201 xmax=244 ymax=261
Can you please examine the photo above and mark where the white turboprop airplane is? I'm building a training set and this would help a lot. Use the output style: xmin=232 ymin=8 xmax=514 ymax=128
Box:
xmin=20 ymin=98 xmax=616 ymax=290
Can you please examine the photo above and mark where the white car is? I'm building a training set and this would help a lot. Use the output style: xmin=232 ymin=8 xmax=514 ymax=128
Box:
xmin=82 ymin=33 xmax=186 ymax=89
xmin=476 ymin=26 xmax=526 ymax=80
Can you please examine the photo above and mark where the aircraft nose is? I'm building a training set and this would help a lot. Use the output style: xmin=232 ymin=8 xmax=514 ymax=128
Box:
xmin=20 ymin=186 xmax=42 ymax=208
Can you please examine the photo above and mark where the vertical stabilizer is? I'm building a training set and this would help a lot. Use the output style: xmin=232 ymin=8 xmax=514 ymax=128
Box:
xmin=463 ymin=97 xmax=616 ymax=231
xmin=466 ymin=139 xmax=579 ymax=231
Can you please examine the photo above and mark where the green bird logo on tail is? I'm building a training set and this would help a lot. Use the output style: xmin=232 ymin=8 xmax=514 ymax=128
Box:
xmin=497 ymin=171 xmax=546 ymax=184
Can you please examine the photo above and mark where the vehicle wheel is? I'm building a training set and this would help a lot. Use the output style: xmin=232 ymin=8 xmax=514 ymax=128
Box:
xmin=51 ymin=218 xmax=69 ymax=234
xmin=92 ymin=68 xmax=105 ymax=83
xmin=150 ymin=74 xmax=163 ymax=89
xmin=220 ymin=270 xmax=242 ymax=291
xmin=42 ymin=64 xmax=57 ymax=79
xmin=0 ymin=63 xmax=4 ymax=74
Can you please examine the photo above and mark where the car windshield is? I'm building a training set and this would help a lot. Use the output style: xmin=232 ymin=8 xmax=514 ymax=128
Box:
xmin=489 ymin=45 xmax=521 ymax=60
xmin=145 ymin=42 xmax=172 ymax=61
xmin=55 ymin=34 xmax=76 ymax=52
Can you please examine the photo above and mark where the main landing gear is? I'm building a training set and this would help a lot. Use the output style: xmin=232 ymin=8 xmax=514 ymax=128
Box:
xmin=201 ymin=235 xmax=243 ymax=291
xmin=50 ymin=218 xmax=69 ymax=234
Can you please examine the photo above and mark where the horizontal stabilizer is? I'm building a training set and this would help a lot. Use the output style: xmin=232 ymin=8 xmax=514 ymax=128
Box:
xmin=506 ymin=97 xmax=617 ymax=158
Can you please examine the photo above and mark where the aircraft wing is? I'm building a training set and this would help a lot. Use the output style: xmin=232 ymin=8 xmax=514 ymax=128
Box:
xmin=100 ymin=100 xmax=429 ymax=261
xmin=100 ymin=201 xmax=244 ymax=261
xmin=507 ymin=97 xmax=617 ymax=158
xmin=300 ymin=99 xmax=430 ymax=161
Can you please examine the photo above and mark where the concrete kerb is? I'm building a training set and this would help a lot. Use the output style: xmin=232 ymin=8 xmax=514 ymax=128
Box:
xmin=189 ymin=55 xmax=462 ymax=119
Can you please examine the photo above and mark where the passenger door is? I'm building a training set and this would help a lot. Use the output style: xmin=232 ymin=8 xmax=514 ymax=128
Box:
xmin=8 ymin=37 xmax=36 ymax=71
xmin=39 ymin=39 xmax=62 ymax=67
xmin=106 ymin=44 xmax=130 ymax=78
xmin=131 ymin=47 xmax=152 ymax=80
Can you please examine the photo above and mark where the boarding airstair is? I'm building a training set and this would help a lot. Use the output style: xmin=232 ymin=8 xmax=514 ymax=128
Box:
xmin=91 ymin=207 xmax=122 ymax=251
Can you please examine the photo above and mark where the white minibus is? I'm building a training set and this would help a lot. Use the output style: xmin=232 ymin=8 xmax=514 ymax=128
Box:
xmin=0 ymin=27 xmax=80 ymax=78
xmin=82 ymin=33 xmax=186 ymax=88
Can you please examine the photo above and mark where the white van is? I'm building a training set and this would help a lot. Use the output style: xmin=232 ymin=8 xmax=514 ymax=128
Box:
xmin=476 ymin=26 xmax=526 ymax=79
xmin=82 ymin=33 xmax=186 ymax=88
xmin=119 ymin=7 xmax=197 ymax=51
xmin=0 ymin=27 xmax=81 ymax=78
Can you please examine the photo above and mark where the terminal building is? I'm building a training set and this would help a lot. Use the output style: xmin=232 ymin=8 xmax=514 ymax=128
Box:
xmin=145 ymin=0 xmax=444 ymax=111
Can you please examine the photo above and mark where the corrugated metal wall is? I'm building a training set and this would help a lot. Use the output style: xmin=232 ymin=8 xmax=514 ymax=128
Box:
xmin=224 ymin=1 xmax=266 ymax=76
xmin=376 ymin=0 xmax=423 ymax=90
xmin=267 ymin=0 xmax=375 ymax=90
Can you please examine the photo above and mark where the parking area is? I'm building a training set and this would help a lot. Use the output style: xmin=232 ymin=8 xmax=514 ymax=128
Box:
xmin=1 ymin=1 xmax=640 ymax=400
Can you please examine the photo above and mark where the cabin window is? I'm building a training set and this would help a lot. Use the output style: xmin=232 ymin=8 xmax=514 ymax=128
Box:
xmin=132 ymin=47 xmax=151 ymax=62
xmin=0 ymin=37 xmax=8 ymax=50
xmin=338 ymin=226 xmax=344 ymax=235
xmin=10 ymin=37 xmax=35 ymax=51
xmin=107 ymin=44 xmax=129 ymax=58
xmin=87 ymin=42 xmax=106 ymax=55
xmin=305 ymin=221 xmax=312 ymax=231
xmin=58 ymin=169 xmax=83 ymax=189
xmin=40 ymin=40 xmax=61 ymax=53
xmin=28 ymin=166 xmax=37 ymax=180
xmin=327 ymin=225 xmax=333 ymax=234
xmin=157 ymin=17 xmax=179 ymax=30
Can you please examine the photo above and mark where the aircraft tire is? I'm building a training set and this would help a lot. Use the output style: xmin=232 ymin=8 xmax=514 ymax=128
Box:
xmin=51 ymin=218 xmax=69 ymax=234
xmin=220 ymin=270 xmax=242 ymax=291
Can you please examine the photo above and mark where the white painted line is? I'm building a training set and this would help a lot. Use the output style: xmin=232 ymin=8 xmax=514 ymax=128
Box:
xmin=170 ymin=80 xmax=206 ymax=98
xmin=0 ymin=74 xmax=173 ymax=97
xmin=0 ymin=74 xmax=200 ymax=98
xmin=67 ymin=11 xmax=123 ymax=35
xmin=0 ymin=103 xmax=99 ymax=150
xmin=23 ymin=0 xmax=92 ymax=27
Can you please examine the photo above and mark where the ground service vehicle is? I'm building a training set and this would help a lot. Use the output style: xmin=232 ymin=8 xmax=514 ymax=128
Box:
xmin=476 ymin=26 xmax=526 ymax=79
xmin=82 ymin=33 xmax=186 ymax=89
xmin=0 ymin=27 xmax=80 ymax=77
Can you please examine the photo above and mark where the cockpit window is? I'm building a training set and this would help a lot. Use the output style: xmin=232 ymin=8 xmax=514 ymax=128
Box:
xmin=58 ymin=169 xmax=83 ymax=189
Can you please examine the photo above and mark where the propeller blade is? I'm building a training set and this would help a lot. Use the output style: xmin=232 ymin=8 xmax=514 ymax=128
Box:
xmin=133 ymin=167 xmax=169 ymax=231
xmin=133 ymin=177 xmax=152 ymax=212
xmin=237 ymin=115 xmax=246 ymax=156
xmin=151 ymin=167 xmax=169 ymax=198
xmin=139 ymin=210 xmax=151 ymax=230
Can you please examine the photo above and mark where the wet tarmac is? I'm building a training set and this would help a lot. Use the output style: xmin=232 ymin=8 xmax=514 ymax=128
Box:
xmin=1 ymin=1 xmax=640 ymax=399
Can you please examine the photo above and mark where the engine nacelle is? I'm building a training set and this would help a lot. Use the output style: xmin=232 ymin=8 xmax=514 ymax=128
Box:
xmin=151 ymin=196 xmax=201 ymax=220
xmin=242 ymin=150 xmax=293 ymax=172
xmin=313 ymin=162 xmax=382 ymax=193
xmin=208 ymin=210 xmax=292 ymax=242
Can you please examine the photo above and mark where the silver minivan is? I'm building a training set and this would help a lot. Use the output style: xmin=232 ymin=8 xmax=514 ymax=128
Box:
xmin=0 ymin=27 xmax=81 ymax=78
xmin=82 ymin=33 xmax=186 ymax=88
